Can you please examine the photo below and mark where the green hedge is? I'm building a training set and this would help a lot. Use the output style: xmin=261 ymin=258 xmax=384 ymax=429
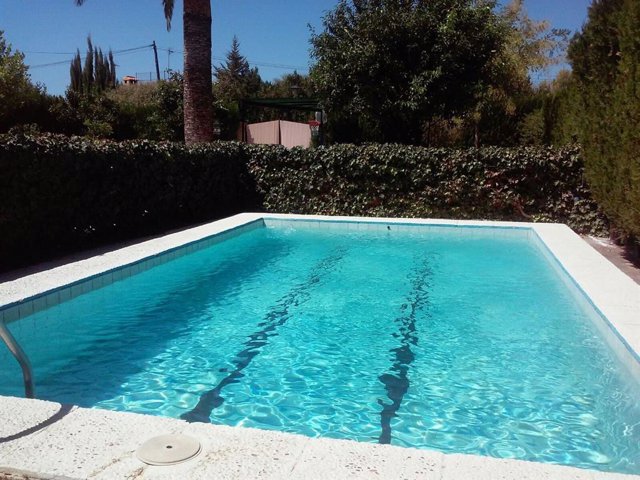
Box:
xmin=248 ymin=143 xmax=607 ymax=235
xmin=0 ymin=134 xmax=259 ymax=271
xmin=0 ymin=134 xmax=606 ymax=272
xmin=568 ymin=0 xmax=640 ymax=243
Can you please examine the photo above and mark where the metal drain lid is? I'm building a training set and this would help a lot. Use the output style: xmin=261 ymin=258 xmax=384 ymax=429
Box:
xmin=136 ymin=434 xmax=202 ymax=466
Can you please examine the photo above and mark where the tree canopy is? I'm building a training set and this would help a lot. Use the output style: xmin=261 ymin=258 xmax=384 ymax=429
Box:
xmin=310 ymin=0 xmax=505 ymax=144
xmin=214 ymin=36 xmax=261 ymax=102
xmin=0 ymin=31 xmax=50 ymax=132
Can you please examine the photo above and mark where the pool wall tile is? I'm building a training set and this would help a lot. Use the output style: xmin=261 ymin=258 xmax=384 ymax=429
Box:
xmin=32 ymin=296 xmax=47 ymax=315
xmin=70 ymin=283 xmax=83 ymax=300
xmin=59 ymin=287 xmax=71 ymax=303
xmin=17 ymin=302 xmax=33 ymax=319
xmin=2 ymin=306 xmax=19 ymax=324
xmin=45 ymin=291 xmax=59 ymax=308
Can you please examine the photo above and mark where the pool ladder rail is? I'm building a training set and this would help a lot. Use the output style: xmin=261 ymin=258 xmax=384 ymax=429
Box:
xmin=0 ymin=321 xmax=35 ymax=398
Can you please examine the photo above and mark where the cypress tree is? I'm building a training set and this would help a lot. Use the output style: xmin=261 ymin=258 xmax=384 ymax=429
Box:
xmin=569 ymin=0 xmax=640 ymax=241
xmin=82 ymin=37 xmax=94 ymax=93
xmin=69 ymin=37 xmax=116 ymax=95
xmin=70 ymin=50 xmax=83 ymax=93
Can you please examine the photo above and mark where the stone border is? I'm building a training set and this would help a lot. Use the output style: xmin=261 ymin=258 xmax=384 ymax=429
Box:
xmin=1 ymin=213 xmax=639 ymax=479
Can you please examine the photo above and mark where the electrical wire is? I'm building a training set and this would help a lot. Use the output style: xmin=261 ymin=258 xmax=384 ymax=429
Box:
xmin=26 ymin=43 xmax=308 ymax=74
xmin=27 ymin=44 xmax=153 ymax=69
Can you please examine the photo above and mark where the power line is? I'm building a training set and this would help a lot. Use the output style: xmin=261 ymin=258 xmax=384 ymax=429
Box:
xmin=27 ymin=44 xmax=153 ymax=69
xmin=26 ymin=42 xmax=309 ymax=75
xmin=157 ymin=47 xmax=308 ymax=72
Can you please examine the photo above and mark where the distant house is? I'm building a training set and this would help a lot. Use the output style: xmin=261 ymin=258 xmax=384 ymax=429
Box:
xmin=122 ymin=75 xmax=138 ymax=85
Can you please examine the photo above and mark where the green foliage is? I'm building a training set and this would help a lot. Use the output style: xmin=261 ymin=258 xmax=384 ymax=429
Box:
xmin=0 ymin=133 xmax=607 ymax=270
xmin=47 ymin=72 xmax=184 ymax=140
xmin=0 ymin=31 xmax=52 ymax=133
xmin=569 ymin=0 xmax=640 ymax=240
xmin=106 ymin=82 xmax=160 ymax=140
xmin=0 ymin=132 xmax=259 ymax=270
xmin=69 ymin=37 xmax=117 ymax=96
xmin=214 ymin=36 xmax=261 ymax=103
xmin=459 ymin=0 xmax=570 ymax=147
xmin=213 ymin=36 xmax=261 ymax=140
xmin=310 ymin=0 xmax=505 ymax=144
xmin=258 ymin=71 xmax=318 ymax=124
xmin=152 ymin=71 xmax=184 ymax=141
xmin=248 ymin=143 xmax=607 ymax=235
xmin=516 ymin=71 xmax=582 ymax=147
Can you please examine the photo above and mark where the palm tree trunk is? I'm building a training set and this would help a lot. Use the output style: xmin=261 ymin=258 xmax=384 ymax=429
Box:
xmin=183 ymin=0 xmax=214 ymax=143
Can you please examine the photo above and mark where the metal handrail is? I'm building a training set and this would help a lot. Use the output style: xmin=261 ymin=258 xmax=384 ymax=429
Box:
xmin=0 ymin=322 xmax=35 ymax=398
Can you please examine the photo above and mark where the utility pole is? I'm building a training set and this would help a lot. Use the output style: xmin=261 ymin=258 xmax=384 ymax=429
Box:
xmin=152 ymin=41 xmax=160 ymax=81
xmin=167 ymin=48 xmax=174 ymax=72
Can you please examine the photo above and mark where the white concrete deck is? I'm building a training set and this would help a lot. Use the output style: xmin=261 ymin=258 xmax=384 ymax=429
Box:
xmin=1 ymin=214 xmax=639 ymax=479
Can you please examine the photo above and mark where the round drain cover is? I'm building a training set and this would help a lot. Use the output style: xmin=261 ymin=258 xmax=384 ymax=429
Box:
xmin=136 ymin=434 xmax=202 ymax=466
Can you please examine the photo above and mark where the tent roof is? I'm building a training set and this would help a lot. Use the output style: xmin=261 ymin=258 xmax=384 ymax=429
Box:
xmin=241 ymin=98 xmax=322 ymax=112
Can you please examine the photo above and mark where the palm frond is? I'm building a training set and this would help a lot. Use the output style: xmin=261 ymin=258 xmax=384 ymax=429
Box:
xmin=75 ymin=1 xmax=174 ymax=32
xmin=163 ymin=0 xmax=174 ymax=31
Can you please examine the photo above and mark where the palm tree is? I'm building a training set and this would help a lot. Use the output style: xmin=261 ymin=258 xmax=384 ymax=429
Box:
xmin=75 ymin=0 xmax=214 ymax=144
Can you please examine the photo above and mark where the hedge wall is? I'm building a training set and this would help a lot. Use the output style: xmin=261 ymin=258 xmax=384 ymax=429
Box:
xmin=0 ymin=134 xmax=259 ymax=271
xmin=0 ymin=134 xmax=607 ymax=272
xmin=248 ymin=143 xmax=607 ymax=235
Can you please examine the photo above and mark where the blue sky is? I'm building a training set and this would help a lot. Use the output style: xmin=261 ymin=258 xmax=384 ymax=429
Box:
xmin=1 ymin=0 xmax=592 ymax=96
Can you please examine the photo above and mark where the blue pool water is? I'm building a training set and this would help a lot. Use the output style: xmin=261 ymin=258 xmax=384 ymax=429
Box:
xmin=1 ymin=223 xmax=639 ymax=474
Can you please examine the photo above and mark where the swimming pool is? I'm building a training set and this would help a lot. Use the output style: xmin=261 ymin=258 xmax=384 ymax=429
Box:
xmin=1 ymin=215 xmax=639 ymax=474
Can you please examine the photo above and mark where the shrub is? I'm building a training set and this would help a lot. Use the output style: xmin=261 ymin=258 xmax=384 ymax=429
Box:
xmin=0 ymin=133 xmax=259 ymax=270
xmin=569 ymin=0 xmax=640 ymax=243
xmin=248 ymin=143 xmax=607 ymax=235
xmin=0 ymin=134 xmax=606 ymax=272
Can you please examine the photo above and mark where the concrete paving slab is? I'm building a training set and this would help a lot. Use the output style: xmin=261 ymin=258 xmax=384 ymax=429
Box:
xmin=289 ymin=436 xmax=443 ymax=479
xmin=0 ymin=396 xmax=76 ymax=464
xmin=175 ymin=422 xmax=309 ymax=480
xmin=1 ymin=402 xmax=181 ymax=479
xmin=441 ymin=452 xmax=610 ymax=480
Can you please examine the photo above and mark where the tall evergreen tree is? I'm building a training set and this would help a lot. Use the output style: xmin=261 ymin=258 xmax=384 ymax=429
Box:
xmin=82 ymin=37 xmax=94 ymax=93
xmin=569 ymin=0 xmax=640 ymax=240
xmin=214 ymin=36 xmax=261 ymax=101
xmin=70 ymin=50 xmax=83 ymax=93
xmin=69 ymin=37 xmax=116 ymax=95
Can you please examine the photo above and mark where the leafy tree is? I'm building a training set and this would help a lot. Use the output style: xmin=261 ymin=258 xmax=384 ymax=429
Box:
xmin=152 ymin=71 xmax=185 ymax=141
xmin=516 ymin=70 xmax=582 ymax=146
xmin=569 ymin=0 xmax=640 ymax=241
xmin=467 ymin=0 xmax=570 ymax=146
xmin=107 ymin=82 xmax=160 ymax=140
xmin=76 ymin=0 xmax=214 ymax=144
xmin=310 ymin=0 xmax=504 ymax=144
xmin=0 ymin=30 xmax=50 ymax=132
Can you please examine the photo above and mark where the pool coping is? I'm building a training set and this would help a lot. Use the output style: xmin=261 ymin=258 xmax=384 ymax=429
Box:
xmin=1 ymin=213 xmax=639 ymax=479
